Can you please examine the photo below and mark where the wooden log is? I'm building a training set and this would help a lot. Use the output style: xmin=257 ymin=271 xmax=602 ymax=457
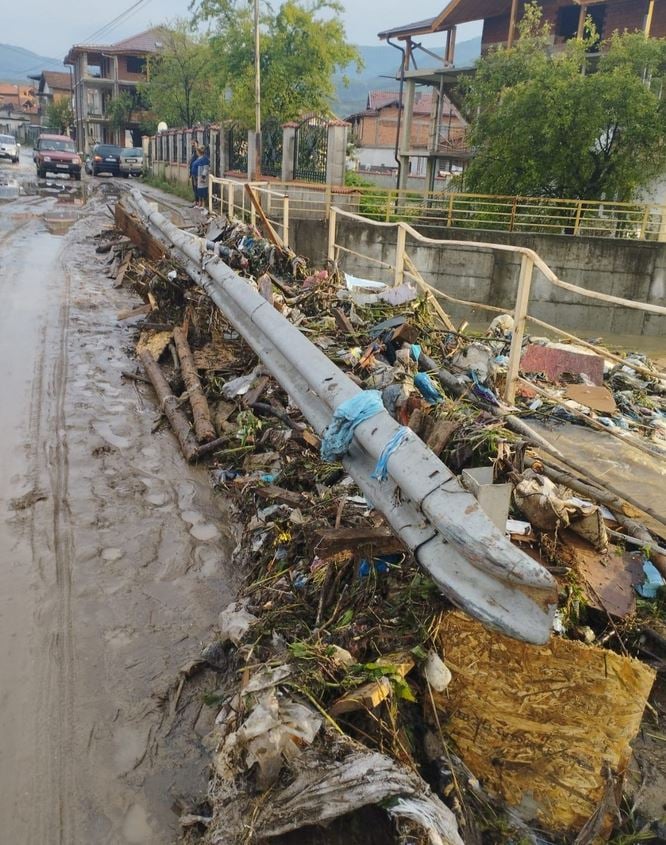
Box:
xmin=255 ymin=485 xmax=306 ymax=508
xmin=314 ymin=526 xmax=405 ymax=557
xmin=172 ymin=325 xmax=216 ymax=443
xmin=139 ymin=349 xmax=199 ymax=462
xmin=115 ymin=202 xmax=166 ymax=261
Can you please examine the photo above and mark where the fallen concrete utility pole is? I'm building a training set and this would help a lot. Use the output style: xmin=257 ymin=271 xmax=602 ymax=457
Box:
xmin=121 ymin=190 xmax=558 ymax=644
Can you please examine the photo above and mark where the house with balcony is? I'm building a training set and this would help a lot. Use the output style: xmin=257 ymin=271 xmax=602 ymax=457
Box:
xmin=379 ymin=0 xmax=664 ymax=189
xmin=64 ymin=27 xmax=161 ymax=151
xmin=346 ymin=89 xmax=469 ymax=182
xmin=0 ymin=83 xmax=38 ymax=140
xmin=27 ymin=71 xmax=73 ymax=127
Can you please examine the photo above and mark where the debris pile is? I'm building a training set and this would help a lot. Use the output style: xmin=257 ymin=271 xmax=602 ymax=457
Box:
xmin=103 ymin=198 xmax=666 ymax=845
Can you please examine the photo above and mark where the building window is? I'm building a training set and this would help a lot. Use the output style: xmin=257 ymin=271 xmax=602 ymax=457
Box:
xmin=126 ymin=56 xmax=146 ymax=75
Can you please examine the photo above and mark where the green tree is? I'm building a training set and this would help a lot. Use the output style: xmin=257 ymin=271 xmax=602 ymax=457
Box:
xmin=140 ymin=23 xmax=217 ymax=128
xmin=461 ymin=2 xmax=666 ymax=201
xmin=46 ymin=98 xmax=74 ymax=134
xmin=107 ymin=91 xmax=135 ymax=132
xmin=190 ymin=0 xmax=362 ymax=127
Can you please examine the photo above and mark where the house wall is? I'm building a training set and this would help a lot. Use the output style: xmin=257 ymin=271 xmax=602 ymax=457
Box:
xmin=117 ymin=55 xmax=146 ymax=82
xmin=289 ymin=217 xmax=666 ymax=337
xmin=480 ymin=0 xmax=651 ymax=52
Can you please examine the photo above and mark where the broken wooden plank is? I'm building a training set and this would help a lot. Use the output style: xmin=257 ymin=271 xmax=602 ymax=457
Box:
xmin=117 ymin=303 xmax=152 ymax=321
xmin=314 ymin=526 xmax=405 ymax=557
xmin=115 ymin=203 xmax=166 ymax=261
xmin=139 ymin=349 xmax=199 ymax=462
xmin=244 ymin=185 xmax=284 ymax=248
xmin=255 ymin=485 xmax=306 ymax=508
xmin=173 ymin=325 xmax=217 ymax=443
xmin=426 ymin=419 xmax=459 ymax=456
xmin=243 ymin=375 xmax=270 ymax=408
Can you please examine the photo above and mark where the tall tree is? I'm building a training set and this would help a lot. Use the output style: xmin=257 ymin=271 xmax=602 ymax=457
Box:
xmin=46 ymin=98 xmax=74 ymax=134
xmin=140 ymin=23 xmax=217 ymax=128
xmin=461 ymin=2 xmax=666 ymax=201
xmin=190 ymin=0 xmax=362 ymax=127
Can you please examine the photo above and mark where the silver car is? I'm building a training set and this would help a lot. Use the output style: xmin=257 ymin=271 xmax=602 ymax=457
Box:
xmin=0 ymin=134 xmax=20 ymax=163
xmin=119 ymin=147 xmax=144 ymax=177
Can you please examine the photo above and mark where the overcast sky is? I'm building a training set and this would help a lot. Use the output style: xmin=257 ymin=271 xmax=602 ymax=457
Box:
xmin=4 ymin=0 xmax=481 ymax=64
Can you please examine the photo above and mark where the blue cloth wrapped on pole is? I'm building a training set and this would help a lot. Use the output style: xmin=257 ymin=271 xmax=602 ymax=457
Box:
xmin=372 ymin=426 xmax=411 ymax=481
xmin=414 ymin=372 xmax=443 ymax=405
xmin=320 ymin=390 xmax=384 ymax=462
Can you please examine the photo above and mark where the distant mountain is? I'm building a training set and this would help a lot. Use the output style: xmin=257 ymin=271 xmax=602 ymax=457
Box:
xmin=0 ymin=44 xmax=65 ymax=81
xmin=333 ymin=37 xmax=481 ymax=117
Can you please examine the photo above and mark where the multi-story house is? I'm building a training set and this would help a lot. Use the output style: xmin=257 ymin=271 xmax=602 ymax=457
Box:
xmin=346 ymin=88 xmax=469 ymax=179
xmin=379 ymin=0 xmax=664 ymax=189
xmin=27 ymin=71 xmax=73 ymax=127
xmin=64 ymin=27 xmax=161 ymax=152
xmin=0 ymin=83 xmax=38 ymax=140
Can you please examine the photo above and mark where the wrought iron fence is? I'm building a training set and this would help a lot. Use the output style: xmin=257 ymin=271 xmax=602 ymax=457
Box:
xmin=293 ymin=115 xmax=328 ymax=183
xmin=227 ymin=124 xmax=247 ymax=174
xmin=261 ymin=118 xmax=283 ymax=178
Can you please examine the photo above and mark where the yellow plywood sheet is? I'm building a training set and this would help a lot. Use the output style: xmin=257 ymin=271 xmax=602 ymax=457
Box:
xmin=136 ymin=330 xmax=172 ymax=360
xmin=435 ymin=612 xmax=655 ymax=836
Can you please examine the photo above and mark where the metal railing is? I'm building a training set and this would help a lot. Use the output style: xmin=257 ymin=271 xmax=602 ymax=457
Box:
xmin=326 ymin=207 xmax=666 ymax=451
xmin=208 ymin=173 xmax=666 ymax=242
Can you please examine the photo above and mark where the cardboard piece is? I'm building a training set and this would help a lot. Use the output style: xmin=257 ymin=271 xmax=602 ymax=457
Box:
xmin=564 ymin=384 xmax=618 ymax=414
xmin=435 ymin=612 xmax=655 ymax=836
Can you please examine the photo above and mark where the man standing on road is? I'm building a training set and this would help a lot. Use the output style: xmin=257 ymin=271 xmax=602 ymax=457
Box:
xmin=188 ymin=140 xmax=198 ymax=205
xmin=191 ymin=145 xmax=210 ymax=209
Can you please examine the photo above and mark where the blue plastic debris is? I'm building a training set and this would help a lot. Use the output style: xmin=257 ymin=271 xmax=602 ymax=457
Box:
xmin=372 ymin=427 xmax=411 ymax=482
xmin=411 ymin=344 xmax=422 ymax=363
xmin=320 ymin=391 xmax=384 ymax=462
xmin=359 ymin=554 xmax=402 ymax=577
xmin=635 ymin=559 xmax=665 ymax=599
xmin=414 ymin=372 xmax=443 ymax=405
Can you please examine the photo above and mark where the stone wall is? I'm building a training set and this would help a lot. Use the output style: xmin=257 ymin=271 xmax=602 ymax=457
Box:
xmin=290 ymin=218 xmax=666 ymax=337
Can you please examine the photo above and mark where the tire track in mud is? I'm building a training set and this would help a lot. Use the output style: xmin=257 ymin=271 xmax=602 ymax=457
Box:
xmin=37 ymin=252 xmax=78 ymax=845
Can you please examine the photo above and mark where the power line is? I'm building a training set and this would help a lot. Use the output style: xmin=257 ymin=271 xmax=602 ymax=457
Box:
xmin=82 ymin=0 xmax=151 ymax=45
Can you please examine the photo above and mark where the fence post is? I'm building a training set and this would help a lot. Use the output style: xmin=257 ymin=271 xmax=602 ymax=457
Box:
xmin=327 ymin=207 xmax=337 ymax=262
xmin=208 ymin=174 xmax=213 ymax=215
xmin=639 ymin=205 xmax=650 ymax=240
xmin=227 ymin=181 xmax=235 ymax=219
xmin=504 ymin=253 xmax=534 ymax=405
xmin=385 ymin=190 xmax=392 ymax=223
xmin=282 ymin=194 xmax=290 ymax=248
xmin=394 ymin=223 xmax=407 ymax=287
xmin=572 ymin=200 xmax=583 ymax=236
xmin=324 ymin=183 xmax=332 ymax=220
xmin=509 ymin=196 xmax=518 ymax=232
xmin=447 ymin=193 xmax=454 ymax=227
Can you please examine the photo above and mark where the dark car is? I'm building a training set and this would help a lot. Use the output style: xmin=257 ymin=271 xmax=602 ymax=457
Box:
xmin=34 ymin=134 xmax=81 ymax=180
xmin=90 ymin=144 xmax=123 ymax=176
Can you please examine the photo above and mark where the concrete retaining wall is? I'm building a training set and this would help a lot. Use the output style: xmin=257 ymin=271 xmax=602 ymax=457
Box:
xmin=290 ymin=219 xmax=666 ymax=337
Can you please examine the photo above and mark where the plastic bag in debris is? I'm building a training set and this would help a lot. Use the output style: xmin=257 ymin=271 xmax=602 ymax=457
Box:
xmin=635 ymin=559 xmax=665 ymax=599
xmin=218 ymin=598 xmax=257 ymax=645
xmin=218 ymin=689 xmax=323 ymax=789
xmin=487 ymin=313 xmax=514 ymax=338
xmin=424 ymin=651 xmax=452 ymax=692
xmin=450 ymin=342 xmax=496 ymax=383
xmin=320 ymin=390 xmax=384 ymax=462
xmin=513 ymin=470 xmax=608 ymax=551
xmin=222 ymin=365 xmax=265 ymax=399
xmin=379 ymin=281 xmax=418 ymax=306
xmin=244 ymin=741 xmax=464 ymax=845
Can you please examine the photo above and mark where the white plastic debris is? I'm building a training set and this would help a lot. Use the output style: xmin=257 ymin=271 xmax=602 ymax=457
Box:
xmin=424 ymin=651 xmax=452 ymax=692
xmin=218 ymin=598 xmax=257 ymax=645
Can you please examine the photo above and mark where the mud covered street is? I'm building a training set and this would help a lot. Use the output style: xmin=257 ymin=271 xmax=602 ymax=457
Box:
xmin=0 ymin=154 xmax=237 ymax=844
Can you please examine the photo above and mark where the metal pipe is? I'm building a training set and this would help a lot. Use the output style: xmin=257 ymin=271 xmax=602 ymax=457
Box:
xmin=125 ymin=189 xmax=558 ymax=644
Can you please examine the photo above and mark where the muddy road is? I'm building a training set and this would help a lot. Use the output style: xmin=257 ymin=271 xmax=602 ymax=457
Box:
xmin=0 ymin=153 xmax=237 ymax=843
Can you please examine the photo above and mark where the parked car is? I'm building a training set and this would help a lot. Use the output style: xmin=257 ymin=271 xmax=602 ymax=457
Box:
xmin=90 ymin=144 xmax=123 ymax=176
xmin=119 ymin=147 xmax=144 ymax=177
xmin=0 ymin=134 xmax=20 ymax=163
xmin=34 ymin=134 xmax=81 ymax=179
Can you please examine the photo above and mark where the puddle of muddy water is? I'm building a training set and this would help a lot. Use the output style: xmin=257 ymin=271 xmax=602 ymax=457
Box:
xmin=43 ymin=209 xmax=81 ymax=235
